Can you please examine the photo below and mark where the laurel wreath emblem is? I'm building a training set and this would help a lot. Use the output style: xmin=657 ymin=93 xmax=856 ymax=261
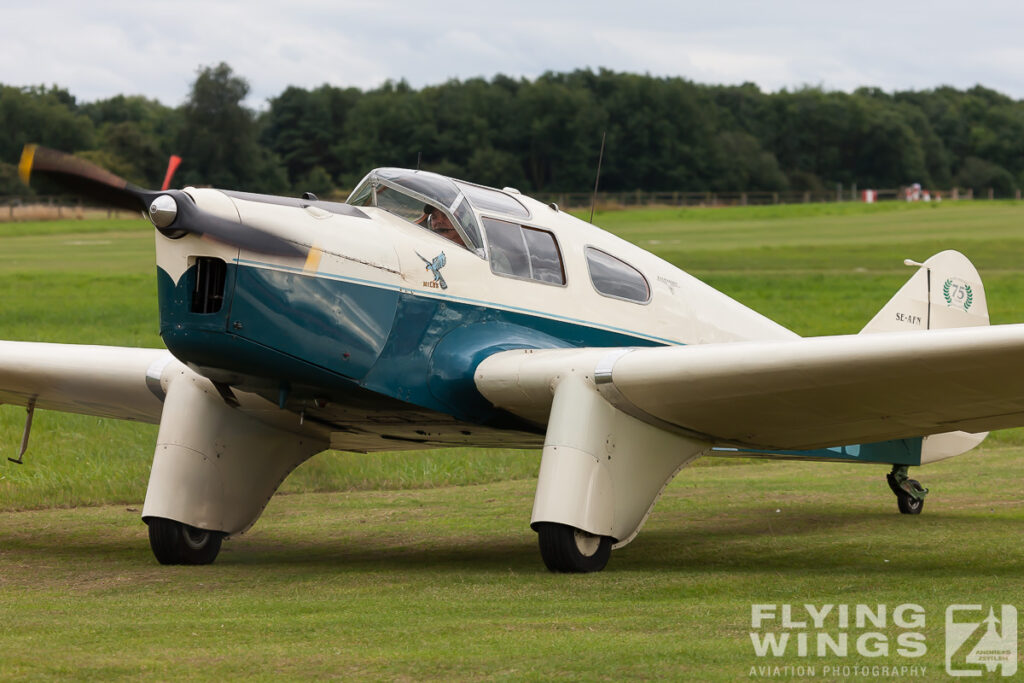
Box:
xmin=943 ymin=278 xmax=973 ymax=311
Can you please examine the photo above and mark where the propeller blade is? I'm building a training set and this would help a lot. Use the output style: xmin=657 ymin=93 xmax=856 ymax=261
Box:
xmin=19 ymin=144 xmax=149 ymax=211
xmin=18 ymin=145 xmax=304 ymax=257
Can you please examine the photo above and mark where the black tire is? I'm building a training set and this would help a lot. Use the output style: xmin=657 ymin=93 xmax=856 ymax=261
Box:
xmin=146 ymin=517 xmax=224 ymax=565
xmin=887 ymin=472 xmax=925 ymax=515
xmin=897 ymin=485 xmax=924 ymax=515
xmin=535 ymin=522 xmax=612 ymax=573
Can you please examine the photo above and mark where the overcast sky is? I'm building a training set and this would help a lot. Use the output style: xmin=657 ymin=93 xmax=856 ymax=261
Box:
xmin=3 ymin=1 xmax=1023 ymax=107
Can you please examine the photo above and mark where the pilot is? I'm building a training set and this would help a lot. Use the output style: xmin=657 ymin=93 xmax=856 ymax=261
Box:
xmin=419 ymin=205 xmax=465 ymax=247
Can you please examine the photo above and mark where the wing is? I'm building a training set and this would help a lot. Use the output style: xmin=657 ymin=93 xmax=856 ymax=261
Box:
xmin=474 ymin=324 xmax=1024 ymax=451
xmin=0 ymin=341 xmax=171 ymax=423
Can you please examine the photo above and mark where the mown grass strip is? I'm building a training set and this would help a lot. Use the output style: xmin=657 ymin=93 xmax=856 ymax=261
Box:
xmin=1 ymin=452 xmax=1021 ymax=680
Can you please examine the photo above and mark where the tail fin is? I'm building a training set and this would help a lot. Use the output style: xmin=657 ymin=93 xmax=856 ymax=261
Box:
xmin=861 ymin=250 xmax=989 ymax=334
xmin=861 ymin=250 xmax=989 ymax=462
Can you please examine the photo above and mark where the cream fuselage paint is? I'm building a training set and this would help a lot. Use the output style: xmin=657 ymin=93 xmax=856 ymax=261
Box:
xmin=157 ymin=188 xmax=796 ymax=344
xmin=153 ymin=186 xmax=797 ymax=452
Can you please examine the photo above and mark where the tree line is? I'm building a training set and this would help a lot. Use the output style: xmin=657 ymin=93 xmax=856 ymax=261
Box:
xmin=2 ymin=63 xmax=1023 ymax=200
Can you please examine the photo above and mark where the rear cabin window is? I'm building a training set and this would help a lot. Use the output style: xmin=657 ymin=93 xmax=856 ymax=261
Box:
xmin=455 ymin=181 xmax=530 ymax=218
xmin=585 ymin=247 xmax=650 ymax=303
xmin=483 ymin=218 xmax=565 ymax=285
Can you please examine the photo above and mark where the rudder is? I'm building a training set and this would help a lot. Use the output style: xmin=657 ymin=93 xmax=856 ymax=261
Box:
xmin=861 ymin=250 xmax=989 ymax=334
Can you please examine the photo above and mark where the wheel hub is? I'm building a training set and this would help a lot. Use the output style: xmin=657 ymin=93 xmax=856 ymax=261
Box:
xmin=182 ymin=526 xmax=210 ymax=550
xmin=573 ymin=529 xmax=601 ymax=557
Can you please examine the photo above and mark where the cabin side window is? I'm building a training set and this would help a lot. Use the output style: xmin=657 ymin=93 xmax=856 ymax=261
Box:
xmin=585 ymin=247 xmax=650 ymax=303
xmin=483 ymin=218 xmax=565 ymax=286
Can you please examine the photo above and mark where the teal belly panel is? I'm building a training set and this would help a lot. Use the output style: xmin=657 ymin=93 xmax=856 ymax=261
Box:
xmin=228 ymin=266 xmax=399 ymax=381
xmin=712 ymin=438 xmax=923 ymax=466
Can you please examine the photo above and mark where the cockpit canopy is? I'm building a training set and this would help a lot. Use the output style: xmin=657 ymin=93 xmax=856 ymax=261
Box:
xmin=347 ymin=168 xmax=530 ymax=256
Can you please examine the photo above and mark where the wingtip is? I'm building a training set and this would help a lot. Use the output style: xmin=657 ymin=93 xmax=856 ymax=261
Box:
xmin=18 ymin=144 xmax=37 ymax=185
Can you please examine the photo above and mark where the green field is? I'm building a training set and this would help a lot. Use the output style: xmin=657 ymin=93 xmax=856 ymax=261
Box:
xmin=2 ymin=202 xmax=1024 ymax=680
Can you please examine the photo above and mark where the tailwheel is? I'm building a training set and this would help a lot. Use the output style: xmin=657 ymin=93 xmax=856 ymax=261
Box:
xmin=535 ymin=522 xmax=612 ymax=573
xmin=146 ymin=517 xmax=224 ymax=565
xmin=896 ymin=487 xmax=924 ymax=514
xmin=886 ymin=465 xmax=927 ymax=515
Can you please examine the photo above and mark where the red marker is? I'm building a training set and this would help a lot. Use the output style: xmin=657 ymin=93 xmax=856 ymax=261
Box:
xmin=161 ymin=155 xmax=182 ymax=190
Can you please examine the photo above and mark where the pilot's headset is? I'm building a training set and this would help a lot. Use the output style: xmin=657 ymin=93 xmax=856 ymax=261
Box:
xmin=423 ymin=204 xmax=439 ymax=229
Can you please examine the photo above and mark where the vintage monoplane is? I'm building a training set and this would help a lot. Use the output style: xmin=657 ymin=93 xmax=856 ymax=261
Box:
xmin=2 ymin=145 xmax=1022 ymax=572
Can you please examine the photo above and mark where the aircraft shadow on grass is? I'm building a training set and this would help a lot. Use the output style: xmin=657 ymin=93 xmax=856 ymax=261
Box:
xmin=5 ymin=508 xmax=1009 ymax=578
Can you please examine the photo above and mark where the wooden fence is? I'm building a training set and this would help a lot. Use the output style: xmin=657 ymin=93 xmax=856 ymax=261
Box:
xmin=533 ymin=187 xmax=1019 ymax=209
xmin=0 ymin=198 xmax=135 ymax=222
xmin=1 ymin=186 xmax=1020 ymax=221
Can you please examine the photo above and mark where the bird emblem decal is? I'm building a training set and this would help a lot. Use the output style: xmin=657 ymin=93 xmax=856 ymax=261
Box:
xmin=416 ymin=250 xmax=448 ymax=289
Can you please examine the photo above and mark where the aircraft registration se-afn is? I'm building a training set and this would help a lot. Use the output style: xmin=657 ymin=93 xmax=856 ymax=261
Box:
xmin=2 ymin=145 xmax=1020 ymax=572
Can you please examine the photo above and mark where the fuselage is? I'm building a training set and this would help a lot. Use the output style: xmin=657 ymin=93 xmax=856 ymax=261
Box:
xmin=153 ymin=169 xmax=797 ymax=452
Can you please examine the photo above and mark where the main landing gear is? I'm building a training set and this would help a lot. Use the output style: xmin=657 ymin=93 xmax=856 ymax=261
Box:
xmin=886 ymin=465 xmax=928 ymax=515
xmin=536 ymin=522 xmax=613 ymax=573
xmin=146 ymin=517 xmax=225 ymax=565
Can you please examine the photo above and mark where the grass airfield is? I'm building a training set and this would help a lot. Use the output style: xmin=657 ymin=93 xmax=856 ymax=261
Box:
xmin=2 ymin=202 xmax=1024 ymax=679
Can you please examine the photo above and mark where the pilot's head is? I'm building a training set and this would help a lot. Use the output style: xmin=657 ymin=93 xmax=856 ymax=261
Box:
xmin=427 ymin=208 xmax=458 ymax=240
